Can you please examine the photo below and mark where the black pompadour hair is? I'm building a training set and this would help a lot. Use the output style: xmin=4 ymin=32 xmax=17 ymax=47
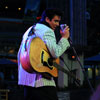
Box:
xmin=40 ymin=8 xmax=63 ymax=21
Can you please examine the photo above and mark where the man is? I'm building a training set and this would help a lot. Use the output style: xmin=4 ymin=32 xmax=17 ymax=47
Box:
xmin=18 ymin=8 xmax=70 ymax=100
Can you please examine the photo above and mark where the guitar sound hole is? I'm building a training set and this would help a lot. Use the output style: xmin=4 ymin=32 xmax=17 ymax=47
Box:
xmin=48 ymin=58 xmax=53 ymax=66
xmin=43 ymin=61 xmax=53 ymax=70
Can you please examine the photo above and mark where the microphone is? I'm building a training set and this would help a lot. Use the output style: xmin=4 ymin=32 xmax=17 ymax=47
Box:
xmin=60 ymin=24 xmax=67 ymax=31
xmin=60 ymin=24 xmax=72 ymax=44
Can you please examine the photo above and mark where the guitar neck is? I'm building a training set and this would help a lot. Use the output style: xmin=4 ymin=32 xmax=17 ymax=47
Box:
xmin=53 ymin=62 xmax=80 ymax=86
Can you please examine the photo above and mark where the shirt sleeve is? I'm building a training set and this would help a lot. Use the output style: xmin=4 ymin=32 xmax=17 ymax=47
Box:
xmin=43 ymin=30 xmax=70 ymax=58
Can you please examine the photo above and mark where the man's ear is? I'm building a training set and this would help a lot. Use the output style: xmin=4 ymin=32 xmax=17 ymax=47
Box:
xmin=45 ymin=17 xmax=50 ymax=23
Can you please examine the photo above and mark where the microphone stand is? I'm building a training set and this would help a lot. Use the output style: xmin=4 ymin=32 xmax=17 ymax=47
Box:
xmin=69 ymin=37 xmax=94 ymax=93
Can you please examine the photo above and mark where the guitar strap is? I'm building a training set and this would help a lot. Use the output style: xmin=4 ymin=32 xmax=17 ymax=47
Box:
xmin=24 ymin=25 xmax=36 ymax=51
xmin=28 ymin=24 xmax=36 ymax=36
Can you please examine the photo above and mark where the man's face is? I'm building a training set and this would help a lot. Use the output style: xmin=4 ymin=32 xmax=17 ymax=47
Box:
xmin=46 ymin=15 xmax=61 ymax=31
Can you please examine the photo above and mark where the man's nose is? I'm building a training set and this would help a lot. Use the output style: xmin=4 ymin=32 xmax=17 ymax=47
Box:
xmin=56 ymin=22 xmax=59 ymax=26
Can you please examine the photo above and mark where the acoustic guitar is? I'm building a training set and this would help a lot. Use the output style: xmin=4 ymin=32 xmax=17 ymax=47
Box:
xmin=29 ymin=37 xmax=59 ymax=77
xmin=20 ymin=37 xmax=80 ymax=86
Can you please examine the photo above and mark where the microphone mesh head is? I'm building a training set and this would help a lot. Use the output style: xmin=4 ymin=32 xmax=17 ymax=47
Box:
xmin=60 ymin=24 xmax=67 ymax=31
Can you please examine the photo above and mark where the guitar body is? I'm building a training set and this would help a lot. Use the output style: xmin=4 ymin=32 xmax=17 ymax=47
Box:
xmin=20 ymin=37 xmax=59 ymax=77
xmin=30 ymin=38 xmax=59 ymax=77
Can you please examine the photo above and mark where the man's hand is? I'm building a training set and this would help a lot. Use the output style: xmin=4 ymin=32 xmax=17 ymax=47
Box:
xmin=60 ymin=26 xmax=70 ymax=39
